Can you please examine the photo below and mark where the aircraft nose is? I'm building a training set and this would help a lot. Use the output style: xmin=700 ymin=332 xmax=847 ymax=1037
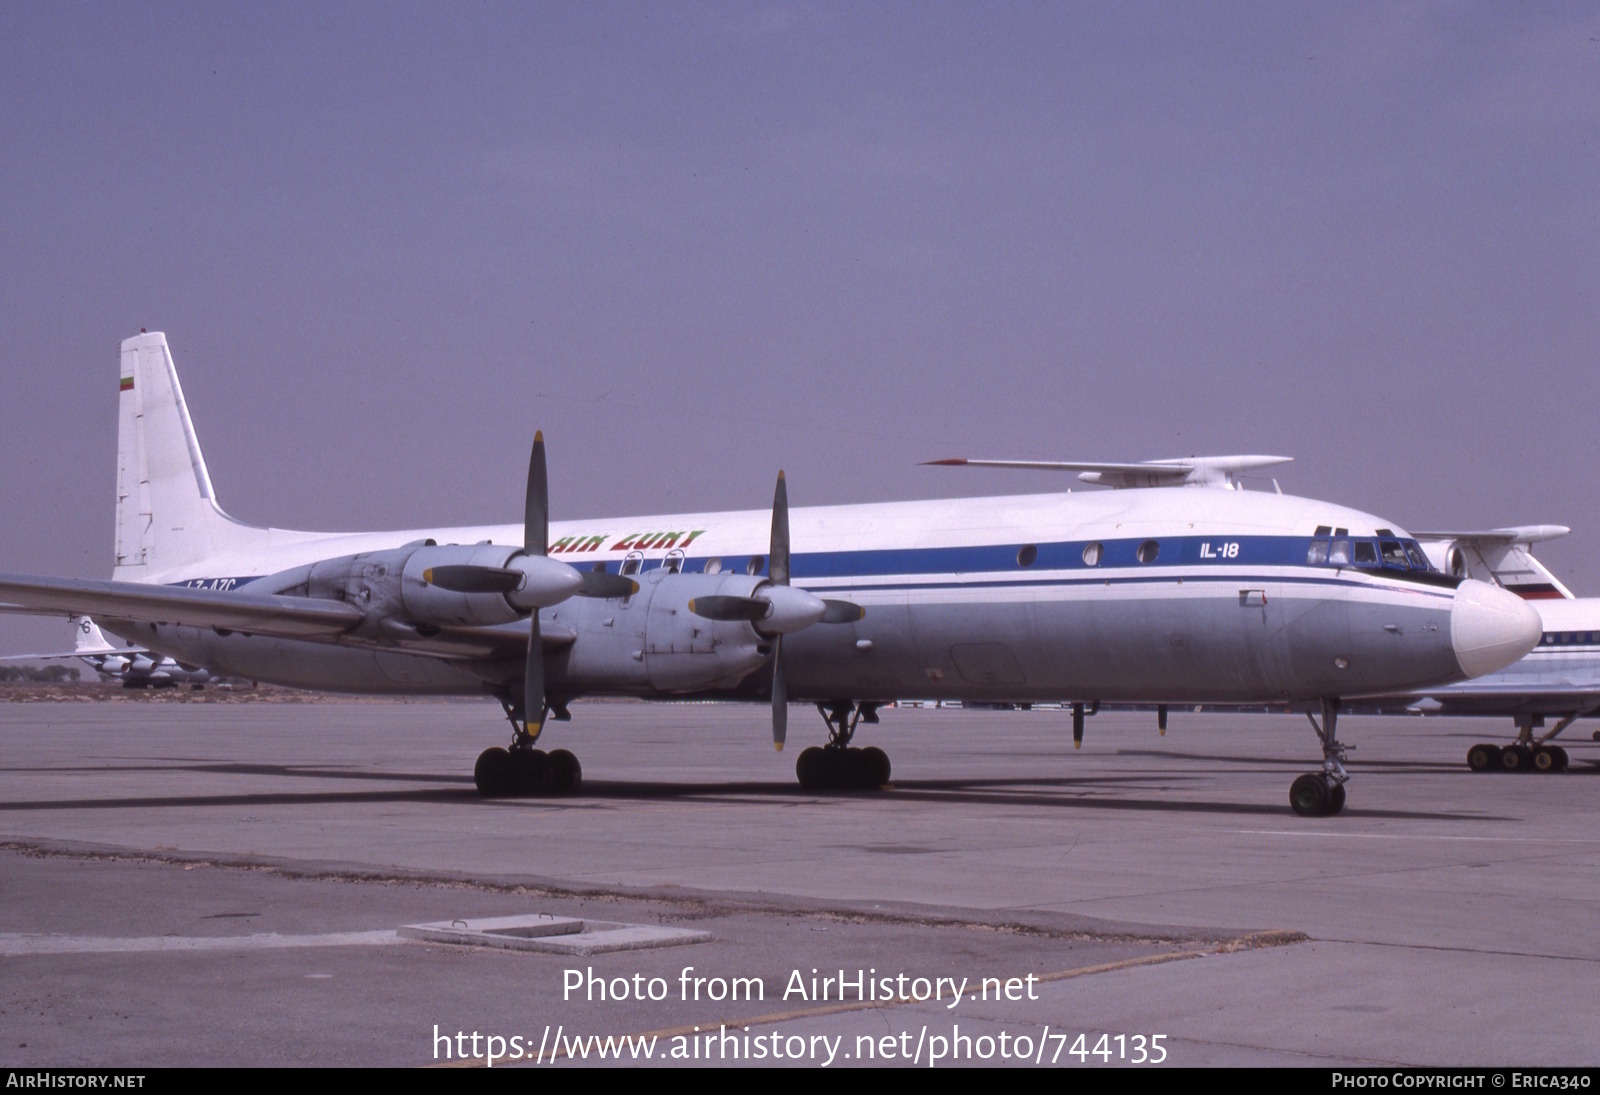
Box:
xmin=1450 ymin=579 xmax=1542 ymax=678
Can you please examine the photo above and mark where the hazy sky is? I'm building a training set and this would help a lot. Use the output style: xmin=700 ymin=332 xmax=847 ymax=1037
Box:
xmin=2 ymin=3 xmax=1597 ymax=655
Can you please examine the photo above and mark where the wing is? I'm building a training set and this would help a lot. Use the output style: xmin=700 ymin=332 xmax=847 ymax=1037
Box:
xmin=0 ymin=572 xmax=575 ymax=662
xmin=0 ymin=573 xmax=363 ymax=639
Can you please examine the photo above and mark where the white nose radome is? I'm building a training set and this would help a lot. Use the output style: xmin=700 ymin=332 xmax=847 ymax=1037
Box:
xmin=1450 ymin=579 xmax=1542 ymax=678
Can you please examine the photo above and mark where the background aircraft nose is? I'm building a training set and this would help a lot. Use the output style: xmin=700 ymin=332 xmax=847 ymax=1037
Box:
xmin=1450 ymin=579 xmax=1542 ymax=678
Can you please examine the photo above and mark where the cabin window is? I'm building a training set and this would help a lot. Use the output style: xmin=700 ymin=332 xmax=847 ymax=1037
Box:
xmin=661 ymin=549 xmax=685 ymax=574
xmin=1136 ymin=540 xmax=1160 ymax=564
xmin=703 ymin=557 xmax=723 ymax=575
xmin=1082 ymin=542 xmax=1102 ymax=566
xmin=620 ymin=551 xmax=644 ymax=577
xmin=746 ymin=556 xmax=765 ymax=576
xmin=1017 ymin=545 xmax=1038 ymax=567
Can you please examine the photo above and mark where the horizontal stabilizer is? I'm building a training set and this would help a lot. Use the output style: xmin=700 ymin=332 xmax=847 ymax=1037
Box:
xmin=923 ymin=454 xmax=1291 ymax=490
xmin=1411 ymin=528 xmax=1574 ymax=600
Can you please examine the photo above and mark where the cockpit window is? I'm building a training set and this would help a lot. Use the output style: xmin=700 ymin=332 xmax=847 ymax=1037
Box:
xmin=1308 ymin=534 xmax=1435 ymax=573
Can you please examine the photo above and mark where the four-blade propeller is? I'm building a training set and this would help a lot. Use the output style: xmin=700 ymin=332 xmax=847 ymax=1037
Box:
xmin=687 ymin=470 xmax=864 ymax=751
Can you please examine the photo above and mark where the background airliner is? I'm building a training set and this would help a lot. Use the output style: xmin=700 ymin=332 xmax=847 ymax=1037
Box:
xmin=1349 ymin=528 xmax=1600 ymax=773
xmin=0 ymin=333 xmax=1542 ymax=816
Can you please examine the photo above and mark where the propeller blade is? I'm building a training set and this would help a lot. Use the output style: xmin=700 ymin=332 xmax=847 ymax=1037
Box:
xmin=820 ymin=599 xmax=865 ymax=624
xmin=578 ymin=570 xmax=640 ymax=599
xmin=770 ymin=470 xmax=790 ymax=586
xmin=688 ymin=595 xmax=768 ymax=622
xmin=521 ymin=431 xmax=551 ymax=739
xmin=525 ymin=611 xmax=545 ymax=738
xmin=423 ymin=565 xmax=522 ymax=594
xmin=772 ymin=637 xmax=786 ymax=751
xmin=526 ymin=431 xmax=548 ymax=556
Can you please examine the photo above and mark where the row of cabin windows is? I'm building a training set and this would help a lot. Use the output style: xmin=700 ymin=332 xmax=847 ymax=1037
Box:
xmin=1540 ymin=632 xmax=1599 ymax=646
xmin=614 ymin=551 xmax=766 ymax=578
xmin=1016 ymin=540 xmax=1154 ymax=567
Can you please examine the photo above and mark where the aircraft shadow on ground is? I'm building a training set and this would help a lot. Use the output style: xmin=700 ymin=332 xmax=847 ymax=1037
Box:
xmin=0 ymin=773 xmax=1507 ymax=820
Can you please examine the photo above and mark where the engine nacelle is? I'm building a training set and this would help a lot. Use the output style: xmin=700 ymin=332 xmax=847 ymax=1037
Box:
xmin=548 ymin=571 xmax=773 ymax=694
xmin=259 ymin=542 xmax=554 ymax=630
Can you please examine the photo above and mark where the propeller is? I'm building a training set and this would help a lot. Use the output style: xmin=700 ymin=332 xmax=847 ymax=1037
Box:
xmin=684 ymin=470 xmax=865 ymax=751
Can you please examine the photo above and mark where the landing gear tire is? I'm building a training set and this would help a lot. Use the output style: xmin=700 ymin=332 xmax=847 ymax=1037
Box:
xmin=1328 ymin=782 xmax=1346 ymax=815
xmin=509 ymin=748 xmax=549 ymax=795
xmin=1467 ymin=744 xmax=1503 ymax=772
xmin=474 ymin=747 xmax=514 ymax=797
xmin=547 ymin=748 xmax=582 ymax=794
xmin=861 ymin=746 xmax=891 ymax=786
xmin=796 ymin=747 xmax=827 ymax=789
xmin=1290 ymin=773 xmax=1337 ymax=817
xmin=1531 ymin=746 xmax=1568 ymax=774
xmin=796 ymin=746 xmax=888 ymax=791
xmin=1500 ymin=746 xmax=1531 ymax=772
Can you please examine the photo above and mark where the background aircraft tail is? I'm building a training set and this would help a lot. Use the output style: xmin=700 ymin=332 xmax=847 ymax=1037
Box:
xmin=114 ymin=332 xmax=271 ymax=581
xmin=71 ymin=616 xmax=120 ymax=655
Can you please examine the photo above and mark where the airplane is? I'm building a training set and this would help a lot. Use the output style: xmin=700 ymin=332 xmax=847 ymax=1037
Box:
xmin=0 ymin=332 xmax=1545 ymax=816
xmin=1351 ymin=528 xmax=1600 ymax=773
xmin=0 ymin=615 xmax=219 ymax=687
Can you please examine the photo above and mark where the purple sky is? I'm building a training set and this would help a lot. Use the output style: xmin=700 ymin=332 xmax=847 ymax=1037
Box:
xmin=2 ymin=3 xmax=1597 ymax=655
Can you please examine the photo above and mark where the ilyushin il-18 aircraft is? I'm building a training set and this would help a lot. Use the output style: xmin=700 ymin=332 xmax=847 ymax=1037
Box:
xmin=0 ymin=333 xmax=1543 ymax=816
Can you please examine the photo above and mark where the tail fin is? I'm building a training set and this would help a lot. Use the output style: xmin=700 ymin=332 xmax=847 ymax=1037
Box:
xmin=71 ymin=616 xmax=120 ymax=655
xmin=114 ymin=332 xmax=267 ymax=581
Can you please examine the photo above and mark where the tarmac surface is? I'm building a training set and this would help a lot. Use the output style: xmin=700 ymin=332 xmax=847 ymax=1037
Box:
xmin=1 ymin=695 xmax=1596 ymax=1068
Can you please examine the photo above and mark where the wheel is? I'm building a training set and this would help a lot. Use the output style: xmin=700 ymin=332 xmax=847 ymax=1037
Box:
xmin=1290 ymin=773 xmax=1332 ymax=817
xmin=1550 ymin=746 xmax=1570 ymax=771
xmin=1328 ymin=782 xmax=1346 ymax=815
xmin=474 ymin=747 xmax=514 ymax=796
xmin=547 ymin=749 xmax=582 ymax=793
xmin=1500 ymin=746 xmax=1530 ymax=772
xmin=796 ymin=747 xmax=827 ymax=789
xmin=1532 ymin=747 xmax=1557 ymax=773
xmin=508 ymin=748 xmax=548 ymax=794
xmin=861 ymin=746 xmax=891 ymax=786
xmin=1467 ymin=744 xmax=1502 ymax=772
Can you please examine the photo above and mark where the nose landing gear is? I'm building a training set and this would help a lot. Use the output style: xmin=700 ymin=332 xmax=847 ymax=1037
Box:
xmin=1291 ymin=697 xmax=1349 ymax=817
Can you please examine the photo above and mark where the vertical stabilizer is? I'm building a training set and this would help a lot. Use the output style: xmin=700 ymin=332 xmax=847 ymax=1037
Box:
xmin=71 ymin=616 xmax=120 ymax=655
xmin=113 ymin=332 xmax=262 ymax=581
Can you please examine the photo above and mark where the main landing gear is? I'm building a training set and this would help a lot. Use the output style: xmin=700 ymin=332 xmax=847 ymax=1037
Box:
xmin=796 ymin=702 xmax=891 ymax=791
xmin=1290 ymin=697 xmax=1349 ymax=817
xmin=1466 ymin=711 xmax=1583 ymax=774
xmin=474 ymin=696 xmax=582 ymax=797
